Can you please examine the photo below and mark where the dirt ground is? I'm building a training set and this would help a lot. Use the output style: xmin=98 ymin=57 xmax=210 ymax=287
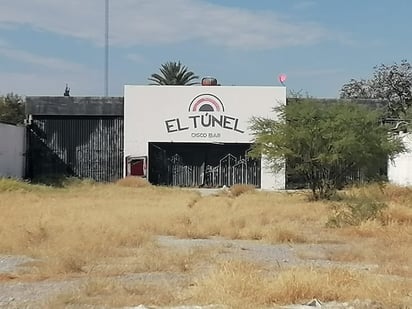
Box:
xmin=0 ymin=185 xmax=411 ymax=308
xmin=0 ymin=235 xmax=401 ymax=309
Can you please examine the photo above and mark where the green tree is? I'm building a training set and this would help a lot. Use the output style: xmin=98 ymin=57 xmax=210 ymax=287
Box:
xmin=340 ymin=60 xmax=412 ymax=119
xmin=250 ymin=99 xmax=404 ymax=200
xmin=148 ymin=61 xmax=199 ymax=85
xmin=0 ymin=93 xmax=25 ymax=125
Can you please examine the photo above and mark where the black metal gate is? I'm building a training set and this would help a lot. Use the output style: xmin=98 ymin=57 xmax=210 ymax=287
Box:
xmin=149 ymin=143 xmax=261 ymax=188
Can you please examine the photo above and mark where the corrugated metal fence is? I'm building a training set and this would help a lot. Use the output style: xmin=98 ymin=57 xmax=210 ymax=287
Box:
xmin=27 ymin=116 xmax=123 ymax=182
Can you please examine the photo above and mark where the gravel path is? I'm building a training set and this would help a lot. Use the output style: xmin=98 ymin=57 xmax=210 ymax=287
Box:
xmin=0 ymin=238 xmax=391 ymax=308
xmin=0 ymin=256 xmax=34 ymax=274
xmin=156 ymin=236 xmax=378 ymax=271
xmin=0 ymin=279 xmax=80 ymax=308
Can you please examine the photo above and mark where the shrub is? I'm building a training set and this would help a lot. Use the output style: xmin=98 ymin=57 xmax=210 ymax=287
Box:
xmin=0 ymin=178 xmax=46 ymax=192
xmin=30 ymin=175 xmax=96 ymax=188
xmin=327 ymin=194 xmax=387 ymax=227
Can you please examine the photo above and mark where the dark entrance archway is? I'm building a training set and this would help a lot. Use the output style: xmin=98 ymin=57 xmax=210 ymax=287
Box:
xmin=148 ymin=142 xmax=260 ymax=188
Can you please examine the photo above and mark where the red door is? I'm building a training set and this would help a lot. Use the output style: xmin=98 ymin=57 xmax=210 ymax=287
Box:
xmin=126 ymin=156 xmax=147 ymax=177
xmin=131 ymin=159 xmax=144 ymax=176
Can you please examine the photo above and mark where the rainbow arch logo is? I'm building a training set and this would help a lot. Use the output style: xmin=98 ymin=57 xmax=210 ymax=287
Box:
xmin=188 ymin=94 xmax=225 ymax=112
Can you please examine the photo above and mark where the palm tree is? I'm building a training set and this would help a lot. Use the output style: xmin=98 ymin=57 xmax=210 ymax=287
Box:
xmin=148 ymin=61 xmax=199 ymax=85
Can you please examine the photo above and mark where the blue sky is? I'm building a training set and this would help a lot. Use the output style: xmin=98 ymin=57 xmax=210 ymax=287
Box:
xmin=0 ymin=0 xmax=411 ymax=97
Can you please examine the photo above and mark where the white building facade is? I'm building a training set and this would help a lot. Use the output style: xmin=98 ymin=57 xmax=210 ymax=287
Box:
xmin=124 ymin=86 xmax=286 ymax=190
xmin=388 ymin=133 xmax=412 ymax=186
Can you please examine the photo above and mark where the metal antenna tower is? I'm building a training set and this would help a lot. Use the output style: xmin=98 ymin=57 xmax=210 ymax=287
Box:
xmin=104 ymin=0 xmax=109 ymax=97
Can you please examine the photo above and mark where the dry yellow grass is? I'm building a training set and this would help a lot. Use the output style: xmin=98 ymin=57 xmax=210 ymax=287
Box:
xmin=115 ymin=175 xmax=151 ymax=188
xmin=345 ymin=183 xmax=412 ymax=208
xmin=322 ymin=185 xmax=412 ymax=278
xmin=228 ymin=183 xmax=256 ymax=197
xmin=47 ymin=278 xmax=180 ymax=308
xmin=326 ymin=222 xmax=412 ymax=277
xmin=189 ymin=260 xmax=412 ymax=308
xmin=0 ymin=179 xmax=411 ymax=308
xmin=160 ymin=191 xmax=328 ymax=242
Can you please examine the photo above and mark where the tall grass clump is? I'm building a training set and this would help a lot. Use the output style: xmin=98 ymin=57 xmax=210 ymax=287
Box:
xmin=116 ymin=176 xmax=151 ymax=188
xmin=346 ymin=182 xmax=412 ymax=205
xmin=189 ymin=261 xmax=411 ymax=308
xmin=228 ymin=184 xmax=256 ymax=197
xmin=327 ymin=189 xmax=388 ymax=227
xmin=0 ymin=178 xmax=47 ymax=192
xmin=29 ymin=175 xmax=97 ymax=188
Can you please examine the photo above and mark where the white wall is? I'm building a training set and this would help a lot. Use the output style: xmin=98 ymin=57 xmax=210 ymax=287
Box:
xmin=388 ymin=133 xmax=412 ymax=186
xmin=0 ymin=122 xmax=26 ymax=178
xmin=124 ymin=86 xmax=286 ymax=189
